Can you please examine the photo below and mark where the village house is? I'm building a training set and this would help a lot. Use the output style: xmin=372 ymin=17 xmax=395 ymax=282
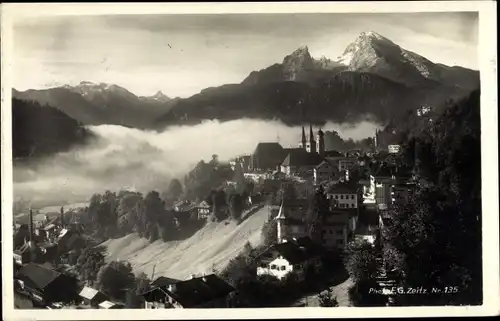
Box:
xmin=79 ymin=286 xmax=109 ymax=308
xmin=313 ymin=159 xmax=341 ymax=185
xmin=326 ymin=182 xmax=360 ymax=210
xmin=57 ymin=228 xmax=85 ymax=255
xmin=359 ymin=174 xmax=376 ymax=205
xmin=229 ymin=155 xmax=251 ymax=172
xmin=13 ymin=224 xmax=30 ymax=248
xmin=141 ymin=274 xmax=235 ymax=309
xmin=338 ymin=157 xmax=357 ymax=172
xmin=14 ymin=263 xmax=79 ymax=307
xmin=13 ymin=241 xmax=58 ymax=266
xmin=33 ymin=213 xmax=48 ymax=228
xmin=173 ymin=200 xmax=196 ymax=213
xmin=256 ymin=237 xmax=323 ymax=281
xmin=374 ymin=128 xmax=399 ymax=152
xmin=280 ymin=148 xmax=323 ymax=177
xmin=354 ymin=225 xmax=378 ymax=247
xmin=13 ymin=243 xmax=33 ymax=266
xmin=275 ymin=198 xmax=310 ymax=243
xmin=14 ymin=209 xmax=61 ymax=266
xmin=374 ymin=174 xmax=416 ymax=210
xmin=43 ymin=224 xmax=59 ymax=242
xmin=319 ymin=209 xmax=357 ymax=249
xmin=195 ymin=201 xmax=211 ymax=220
xmin=388 ymin=144 xmax=401 ymax=154
xmin=250 ymin=142 xmax=285 ymax=172
xmin=324 ymin=156 xmax=357 ymax=173
xmin=172 ymin=200 xmax=198 ymax=225
xmin=151 ymin=276 xmax=182 ymax=288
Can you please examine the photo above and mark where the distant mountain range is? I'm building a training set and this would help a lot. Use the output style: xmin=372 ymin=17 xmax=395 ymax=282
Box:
xmin=13 ymin=82 xmax=178 ymax=129
xmin=13 ymin=31 xmax=479 ymax=130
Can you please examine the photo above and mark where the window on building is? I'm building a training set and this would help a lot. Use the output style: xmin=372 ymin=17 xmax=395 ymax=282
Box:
xmin=281 ymin=266 xmax=286 ymax=271
xmin=340 ymin=195 xmax=344 ymax=199
xmin=271 ymin=264 xmax=277 ymax=270
xmin=351 ymin=195 xmax=355 ymax=199
xmin=351 ymin=204 xmax=355 ymax=208
xmin=335 ymin=195 xmax=339 ymax=199
xmin=337 ymin=239 xmax=344 ymax=245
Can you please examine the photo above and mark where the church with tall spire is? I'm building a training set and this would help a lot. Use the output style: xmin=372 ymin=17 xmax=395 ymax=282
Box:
xmin=298 ymin=124 xmax=324 ymax=155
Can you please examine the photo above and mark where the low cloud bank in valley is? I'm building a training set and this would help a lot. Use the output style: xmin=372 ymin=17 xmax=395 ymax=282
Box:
xmin=13 ymin=118 xmax=380 ymax=209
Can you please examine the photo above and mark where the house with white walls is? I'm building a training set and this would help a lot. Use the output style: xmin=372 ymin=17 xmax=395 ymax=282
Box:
xmin=256 ymin=237 xmax=323 ymax=281
xmin=326 ymin=182 xmax=360 ymax=210
xmin=275 ymin=198 xmax=310 ymax=243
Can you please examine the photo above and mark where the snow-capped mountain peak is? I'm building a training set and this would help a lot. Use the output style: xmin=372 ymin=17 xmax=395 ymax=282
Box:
xmin=336 ymin=31 xmax=397 ymax=68
xmin=64 ymin=81 xmax=137 ymax=101
xmin=333 ymin=31 xmax=452 ymax=86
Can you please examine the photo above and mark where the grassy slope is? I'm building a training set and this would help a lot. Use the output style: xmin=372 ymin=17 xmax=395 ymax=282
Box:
xmin=101 ymin=205 xmax=272 ymax=280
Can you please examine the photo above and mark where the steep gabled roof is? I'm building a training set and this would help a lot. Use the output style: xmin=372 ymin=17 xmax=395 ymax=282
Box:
xmin=196 ymin=201 xmax=211 ymax=209
xmin=16 ymin=263 xmax=62 ymax=290
xmin=281 ymin=149 xmax=323 ymax=167
xmin=326 ymin=181 xmax=359 ymax=194
xmin=315 ymin=159 xmax=336 ymax=170
xmin=252 ymin=142 xmax=285 ymax=169
xmin=253 ymin=142 xmax=284 ymax=156
xmin=324 ymin=150 xmax=343 ymax=157
xmin=272 ymin=238 xmax=322 ymax=264
xmin=151 ymin=276 xmax=181 ymax=288
xmin=173 ymin=200 xmax=196 ymax=212
xmin=79 ymin=286 xmax=107 ymax=301
xmin=99 ymin=300 xmax=122 ymax=309
xmin=142 ymin=274 xmax=235 ymax=308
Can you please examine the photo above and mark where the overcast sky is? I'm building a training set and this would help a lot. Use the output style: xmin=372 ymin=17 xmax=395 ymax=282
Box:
xmin=13 ymin=12 xmax=478 ymax=98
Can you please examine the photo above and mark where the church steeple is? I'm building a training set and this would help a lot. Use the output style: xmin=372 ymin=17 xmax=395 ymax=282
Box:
xmin=275 ymin=200 xmax=287 ymax=244
xmin=308 ymin=124 xmax=316 ymax=154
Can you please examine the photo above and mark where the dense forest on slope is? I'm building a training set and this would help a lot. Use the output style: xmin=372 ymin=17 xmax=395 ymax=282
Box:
xmin=383 ymin=89 xmax=482 ymax=305
xmin=12 ymin=98 xmax=94 ymax=159
xmin=153 ymin=71 xmax=469 ymax=129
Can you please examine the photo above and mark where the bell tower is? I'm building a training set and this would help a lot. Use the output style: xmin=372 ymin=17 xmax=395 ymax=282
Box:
xmin=316 ymin=128 xmax=325 ymax=156
xmin=299 ymin=125 xmax=307 ymax=149
xmin=307 ymin=125 xmax=316 ymax=153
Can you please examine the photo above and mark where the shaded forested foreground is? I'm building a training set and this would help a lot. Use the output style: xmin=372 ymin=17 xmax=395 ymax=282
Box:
xmin=345 ymin=90 xmax=482 ymax=306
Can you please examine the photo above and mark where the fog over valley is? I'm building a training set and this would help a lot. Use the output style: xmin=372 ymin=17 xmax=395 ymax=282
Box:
xmin=13 ymin=118 xmax=379 ymax=209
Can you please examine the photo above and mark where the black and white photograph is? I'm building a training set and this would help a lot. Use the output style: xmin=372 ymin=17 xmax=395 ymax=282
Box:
xmin=1 ymin=1 xmax=498 ymax=319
